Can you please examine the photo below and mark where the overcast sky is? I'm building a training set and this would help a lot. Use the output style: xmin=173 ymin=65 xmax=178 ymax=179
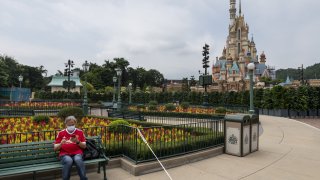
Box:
xmin=1 ymin=0 xmax=319 ymax=79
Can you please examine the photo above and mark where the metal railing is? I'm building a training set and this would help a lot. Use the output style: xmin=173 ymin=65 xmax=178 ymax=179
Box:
xmin=0 ymin=119 xmax=224 ymax=164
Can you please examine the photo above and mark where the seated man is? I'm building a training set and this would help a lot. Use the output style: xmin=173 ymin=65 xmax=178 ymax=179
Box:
xmin=54 ymin=116 xmax=87 ymax=180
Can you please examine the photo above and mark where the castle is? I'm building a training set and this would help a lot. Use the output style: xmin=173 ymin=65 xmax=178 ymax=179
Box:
xmin=211 ymin=0 xmax=275 ymax=92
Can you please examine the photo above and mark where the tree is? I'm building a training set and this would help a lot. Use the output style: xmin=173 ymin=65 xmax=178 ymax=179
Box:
xmin=145 ymin=69 xmax=164 ymax=87
xmin=190 ymin=76 xmax=197 ymax=86
xmin=262 ymin=89 xmax=273 ymax=109
xmin=271 ymin=85 xmax=285 ymax=109
xmin=181 ymin=78 xmax=190 ymax=92
xmin=0 ymin=55 xmax=46 ymax=90
xmin=0 ymin=60 xmax=9 ymax=87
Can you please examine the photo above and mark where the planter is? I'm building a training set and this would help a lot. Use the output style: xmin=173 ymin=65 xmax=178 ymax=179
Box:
xmin=297 ymin=111 xmax=307 ymax=118
xmin=308 ymin=110 xmax=317 ymax=117
xmin=280 ymin=109 xmax=289 ymax=117
xmin=288 ymin=110 xmax=297 ymax=118
xmin=273 ymin=109 xmax=280 ymax=116
xmin=269 ymin=109 xmax=275 ymax=116
xmin=259 ymin=109 xmax=263 ymax=115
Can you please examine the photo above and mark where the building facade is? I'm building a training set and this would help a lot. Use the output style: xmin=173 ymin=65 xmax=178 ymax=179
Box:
xmin=47 ymin=71 xmax=82 ymax=93
xmin=211 ymin=0 xmax=275 ymax=92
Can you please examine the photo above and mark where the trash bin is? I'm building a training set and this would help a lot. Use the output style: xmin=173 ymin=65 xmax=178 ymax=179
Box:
xmin=249 ymin=114 xmax=259 ymax=152
xmin=224 ymin=114 xmax=251 ymax=157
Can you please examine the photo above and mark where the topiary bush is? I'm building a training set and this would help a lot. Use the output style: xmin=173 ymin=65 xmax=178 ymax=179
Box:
xmin=108 ymin=119 xmax=132 ymax=134
xmin=57 ymin=107 xmax=84 ymax=123
xmin=137 ymin=104 xmax=146 ymax=110
xmin=148 ymin=105 xmax=157 ymax=111
xmin=164 ymin=103 xmax=176 ymax=111
xmin=33 ymin=115 xmax=50 ymax=124
xmin=180 ymin=102 xmax=190 ymax=110
xmin=215 ymin=107 xmax=226 ymax=114
xmin=148 ymin=100 xmax=158 ymax=106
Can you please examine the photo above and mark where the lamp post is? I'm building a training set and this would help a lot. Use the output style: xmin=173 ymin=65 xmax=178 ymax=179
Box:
xmin=18 ymin=75 xmax=23 ymax=88
xmin=64 ymin=60 xmax=74 ymax=98
xmin=128 ymin=83 xmax=132 ymax=104
xmin=247 ymin=63 xmax=255 ymax=114
xmin=82 ymin=60 xmax=90 ymax=115
xmin=18 ymin=75 xmax=23 ymax=102
xmin=112 ymin=76 xmax=117 ymax=106
xmin=115 ymin=68 xmax=122 ymax=110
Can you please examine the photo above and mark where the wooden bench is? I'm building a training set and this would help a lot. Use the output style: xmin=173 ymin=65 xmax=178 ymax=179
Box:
xmin=0 ymin=136 xmax=109 ymax=180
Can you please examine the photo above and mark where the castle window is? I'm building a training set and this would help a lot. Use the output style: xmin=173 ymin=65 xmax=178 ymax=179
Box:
xmin=238 ymin=43 xmax=241 ymax=54
xmin=233 ymin=77 xmax=235 ymax=81
xmin=238 ymin=29 xmax=241 ymax=40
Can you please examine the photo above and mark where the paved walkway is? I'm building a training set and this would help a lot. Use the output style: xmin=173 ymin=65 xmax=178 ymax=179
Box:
xmin=74 ymin=115 xmax=320 ymax=180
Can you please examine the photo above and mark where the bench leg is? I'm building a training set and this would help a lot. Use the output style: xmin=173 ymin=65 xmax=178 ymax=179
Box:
xmin=102 ymin=162 xmax=107 ymax=180
xmin=33 ymin=171 xmax=36 ymax=180
xmin=97 ymin=162 xmax=101 ymax=173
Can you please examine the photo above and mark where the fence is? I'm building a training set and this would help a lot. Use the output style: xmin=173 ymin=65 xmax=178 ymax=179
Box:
xmin=0 ymin=87 xmax=31 ymax=102
xmin=259 ymin=109 xmax=320 ymax=118
xmin=0 ymin=119 xmax=224 ymax=164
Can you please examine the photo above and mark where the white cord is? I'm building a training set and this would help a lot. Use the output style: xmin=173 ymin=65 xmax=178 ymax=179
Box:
xmin=136 ymin=128 xmax=173 ymax=180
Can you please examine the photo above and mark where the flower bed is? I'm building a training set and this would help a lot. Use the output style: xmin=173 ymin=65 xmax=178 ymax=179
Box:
xmin=0 ymin=101 xmax=81 ymax=109
xmin=0 ymin=116 xmax=224 ymax=163
xmin=129 ymin=105 xmax=217 ymax=114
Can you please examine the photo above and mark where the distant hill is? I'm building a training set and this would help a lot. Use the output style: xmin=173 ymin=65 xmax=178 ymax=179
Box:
xmin=276 ymin=63 xmax=320 ymax=81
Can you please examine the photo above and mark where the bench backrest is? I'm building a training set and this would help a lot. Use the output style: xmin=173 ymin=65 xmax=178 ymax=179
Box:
xmin=0 ymin=136 xmax=102 ymax=169
xmin=0 ymin=141 xmax=57 ymax=169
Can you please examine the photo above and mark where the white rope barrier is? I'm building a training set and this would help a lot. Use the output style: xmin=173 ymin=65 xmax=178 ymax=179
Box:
xmin=136 ymin=128 xmax=173 ymax=180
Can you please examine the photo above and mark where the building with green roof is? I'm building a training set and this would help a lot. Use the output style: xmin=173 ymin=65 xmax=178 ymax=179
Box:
xmin=47 ymin=74 xmax=82 ymax=93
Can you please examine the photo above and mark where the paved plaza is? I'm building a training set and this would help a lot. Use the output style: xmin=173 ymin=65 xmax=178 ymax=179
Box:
xmin=74 ymin=115 xmax=320 ymax=180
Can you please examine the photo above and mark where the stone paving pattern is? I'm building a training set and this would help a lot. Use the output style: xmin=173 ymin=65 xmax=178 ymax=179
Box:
xmin=69 ymin=115 xmax=320 ymax=180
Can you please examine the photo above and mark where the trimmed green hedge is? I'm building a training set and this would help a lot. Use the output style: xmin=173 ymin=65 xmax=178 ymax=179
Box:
xmin=138 ymin=111 xmax=225 ymax=119
xmin=33 ymin=115 xmax=50 ymax=123
xmin=57 ymin=107 xmax=84 ymax=122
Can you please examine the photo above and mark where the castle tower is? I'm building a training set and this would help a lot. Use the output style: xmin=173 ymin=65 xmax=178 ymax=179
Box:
xmin=229 ymin=0 xmax=236 ymax=25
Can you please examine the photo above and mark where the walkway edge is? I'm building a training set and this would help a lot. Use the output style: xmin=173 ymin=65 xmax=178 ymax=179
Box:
xmin=117 ymin=146 xmax=224 ymax=176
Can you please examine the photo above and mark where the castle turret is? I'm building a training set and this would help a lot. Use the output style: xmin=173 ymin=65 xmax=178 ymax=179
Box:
xmin=229 ymin=0 xmax=236 ymax=25
xmin=260 ymin=51 xmax=266 ymax=64
xmin=239 ymin=49 xmax=246 ymax=78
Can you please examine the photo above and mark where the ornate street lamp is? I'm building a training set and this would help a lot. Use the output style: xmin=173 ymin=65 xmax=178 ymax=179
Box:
xmin=112 ymin=76 xmax=117 ymax=107
xmin=64 ymin=60 xmax=74 ymax=98
xmin=18 ymin=75 xmax=23 ymax=88
xmin=115 ymin=68 xmax=122 ymax=110
xmin=128 ymin=82 xmax=132 ymax=104
xmin=18 ymin=75 xmax=23 ymax=101
xmin=247 ymin=62 xmax=255 ymax=114
xmin=82 ymin=60 xmax=90 ymax=115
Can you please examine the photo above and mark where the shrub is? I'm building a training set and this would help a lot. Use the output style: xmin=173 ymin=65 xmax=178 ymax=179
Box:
xmin=215 ymin=107 xmax=226 ymax=114
xmin=148 ymin=105 xmax=157 ymax=111
xmin=57 ymin=107 xmax=84 ymax=123
xmin=33 ymin=115 xmax=50 ymax=124
xmin=148 ymin=100 xmax=158 ymax=106
xmin=180 ymin=102 xmax=190 ymax=110
xmin=137 ymin=104 xmax=146 ymax=110
xmin=164 ymin=103 xmax=176 ymax=111
xmin=108 ymin=119 xmax=132 ymax=134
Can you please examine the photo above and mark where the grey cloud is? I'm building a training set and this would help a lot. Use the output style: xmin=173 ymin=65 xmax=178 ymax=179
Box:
xmin=0 ymin=0 xmax=320 ymax=79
